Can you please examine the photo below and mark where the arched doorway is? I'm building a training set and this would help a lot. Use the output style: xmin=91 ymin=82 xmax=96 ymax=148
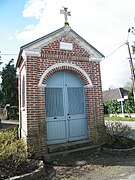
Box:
xmin=45 ymin=70 xmax=87 ymax=144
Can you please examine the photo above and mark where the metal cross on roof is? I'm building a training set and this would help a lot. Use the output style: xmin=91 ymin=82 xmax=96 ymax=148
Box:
xmin=60 ymin=7 xmax=71 ymax=26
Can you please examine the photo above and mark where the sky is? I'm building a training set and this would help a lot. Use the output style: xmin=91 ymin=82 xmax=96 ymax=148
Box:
xmin=0 ymin=0 xmax=135 ymax=90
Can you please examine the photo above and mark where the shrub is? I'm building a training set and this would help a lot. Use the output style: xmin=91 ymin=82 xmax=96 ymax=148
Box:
xmin=106 ymin=121 xmax=131 ymax=137
xmin=104 ymin=91 xmax=135 ymax=114
xmin=104 ymin=100 xmax=121 ymax=114
xmin=105 ymin=121 xmax=132 ymax=146
xmin=0 ymin=128 xmax=28 ymax=167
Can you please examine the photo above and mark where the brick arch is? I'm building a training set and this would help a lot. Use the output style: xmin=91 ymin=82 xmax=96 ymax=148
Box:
xmin=38 ymin=63 xmax=93 ymax=88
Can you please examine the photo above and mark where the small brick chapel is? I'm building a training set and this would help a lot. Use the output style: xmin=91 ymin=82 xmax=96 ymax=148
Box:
xmin=17 ymin=9 xmax=105 ymax=158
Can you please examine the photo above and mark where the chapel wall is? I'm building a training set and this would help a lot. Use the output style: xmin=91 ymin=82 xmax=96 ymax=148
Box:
xmin=20 ymin=35 xmax=104 ymax=158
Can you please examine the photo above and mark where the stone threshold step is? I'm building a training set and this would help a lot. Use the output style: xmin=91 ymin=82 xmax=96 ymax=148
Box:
xmin=44 ymin=144 xmax=101 ymax=162
xmin=48 ymin=139 xmax=93 ymax=153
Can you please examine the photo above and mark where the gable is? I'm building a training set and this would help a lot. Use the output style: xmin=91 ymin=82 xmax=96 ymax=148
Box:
xmin=41 ymin=35 xmax=91 ymax=58
xmin=17 ymin=26 xmax=104 ymax=67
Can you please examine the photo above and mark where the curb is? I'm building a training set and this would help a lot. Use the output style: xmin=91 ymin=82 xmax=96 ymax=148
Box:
xmin=101 ymin=146 xmax=135 ymax=156
xmin=6 ymin=161 xmax=46 ymax=180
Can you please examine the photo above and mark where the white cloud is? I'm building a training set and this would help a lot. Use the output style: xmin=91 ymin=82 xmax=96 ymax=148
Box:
xmin=23 ymin=0 xmax=46 ymax=19
xmin=17 ymin=0 xmax=64 ymax=41
xmin=25 ymin=24 xmax=35 ymax=30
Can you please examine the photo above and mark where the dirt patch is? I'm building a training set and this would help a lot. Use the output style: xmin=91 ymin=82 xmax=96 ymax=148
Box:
xmin=43 ymin=152 xmax=135 ymax=180
xmin=1 ymin=152 xmax=135 ymax=180
xmin=0 ymin=159 xmax=39 ymax=180
xmin=102 ymin=136 xmax=135 ymax=149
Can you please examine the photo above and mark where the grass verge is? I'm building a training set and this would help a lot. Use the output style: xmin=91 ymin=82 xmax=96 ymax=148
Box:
xmin=105 ymin=116 xmax=135 ymax=121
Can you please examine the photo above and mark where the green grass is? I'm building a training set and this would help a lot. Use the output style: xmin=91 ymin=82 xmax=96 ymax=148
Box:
xmin=104 ymin=116 xmax=135 ymax=121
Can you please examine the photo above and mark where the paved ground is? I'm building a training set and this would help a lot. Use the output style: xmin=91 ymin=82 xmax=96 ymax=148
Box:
xmin=0 ymin=120 xmax=18 ymax=131
xmin=120 ymin=120 xmax=135 ymax=140
xmin=121 ymin=121 xmax=135 ymax=129
xmin=1 ymin=120 xmax=19 ymax=125
xmin=44 ymin=153 xmax=135 ymax=180
xmin=43 ymin=120 xmax=135 ymax=180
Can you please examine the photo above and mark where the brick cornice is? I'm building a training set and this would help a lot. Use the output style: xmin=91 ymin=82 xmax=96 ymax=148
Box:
xmin=41 ymin=53 xmax=89 ymax=61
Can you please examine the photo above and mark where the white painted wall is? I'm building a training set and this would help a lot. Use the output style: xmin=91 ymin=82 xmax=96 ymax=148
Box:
xmin=20 ymin=65 xmax=27 ymax=138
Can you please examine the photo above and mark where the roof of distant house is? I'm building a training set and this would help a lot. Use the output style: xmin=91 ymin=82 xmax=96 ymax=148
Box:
xmin=103 ymin=88 xmax=129 ymax=101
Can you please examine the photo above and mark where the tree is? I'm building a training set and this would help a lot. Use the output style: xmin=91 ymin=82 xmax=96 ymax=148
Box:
xmin=128 ymin=27 xmax=135 ymax=54
xmin=1 ymin=59 xmax=18 ymax=119
xmin=124 ymin=91 xmax=135 ymax=113
xmin=132 ymin=45 xmax=135 ymax=54
xmin=0 ymin=90 xmax=4 ymax=107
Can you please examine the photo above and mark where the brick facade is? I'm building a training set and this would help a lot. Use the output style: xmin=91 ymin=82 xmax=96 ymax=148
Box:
xmin=17 ymin=26 xmax=105 ymax=158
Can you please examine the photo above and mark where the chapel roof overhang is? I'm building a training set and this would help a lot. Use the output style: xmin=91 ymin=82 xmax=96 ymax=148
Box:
xmin=16 ymin=26 xmax=105 ymax=68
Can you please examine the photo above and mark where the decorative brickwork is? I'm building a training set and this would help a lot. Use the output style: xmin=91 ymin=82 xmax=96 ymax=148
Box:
xmin=17 ymin=26 xmax=104 ymax=158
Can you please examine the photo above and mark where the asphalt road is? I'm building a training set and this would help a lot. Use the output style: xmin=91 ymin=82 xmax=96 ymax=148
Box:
xmin=1 ymin=120 xmax=19 ymax=130
xmin=116 ymin=120 xmax=135 ymax=129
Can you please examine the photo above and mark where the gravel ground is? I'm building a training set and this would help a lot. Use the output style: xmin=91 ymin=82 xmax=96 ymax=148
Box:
xmin=41 ymin=152 xmax=135 ymax=180
xmin=43 ymin=120 xmax=135 ymax=180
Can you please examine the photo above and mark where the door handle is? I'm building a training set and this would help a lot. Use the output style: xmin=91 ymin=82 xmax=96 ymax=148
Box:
xmin=68 ymin=117 xmax=71 ymax=119
xmin=54 ymin=117 xmax=57 ymax=119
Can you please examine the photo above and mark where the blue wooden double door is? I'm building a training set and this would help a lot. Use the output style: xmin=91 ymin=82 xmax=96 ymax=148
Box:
xmin=45 ymin=71 xmax=87 ymax=144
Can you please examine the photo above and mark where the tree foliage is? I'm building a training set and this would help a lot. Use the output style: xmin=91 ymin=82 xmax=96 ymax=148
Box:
xmin=104 ymin=100 xmax=121 ymax=114
xmin=1 ymin=59 xmax=18 ymax=119
xmin=1 ymin=59 xmax=18 ymax=107
xmin=123 ymin=91 xmax=135 ymax=113
xmin=132 ymin=46 xmax=135 ymax=54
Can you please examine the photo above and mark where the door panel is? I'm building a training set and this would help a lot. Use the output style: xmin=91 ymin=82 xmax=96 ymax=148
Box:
xmin=68 ymin=118 xmax=87 ymax=140
xmin=46 ymin=120 xmax=66 ymax=144
xmin=67 ymin=87 xmax=87 ymax=141
xmin=65 ymin=71 xmax=83 ymax=87
xmin=45 ymin=87 xmax=66 ymax=144
xmin=67 ymin=87 xmax=85 ymax=115
xmin=45 ymin=88 xmax=64 ymax=118
xmin=46 ymin=71 xmax=64 ymax=87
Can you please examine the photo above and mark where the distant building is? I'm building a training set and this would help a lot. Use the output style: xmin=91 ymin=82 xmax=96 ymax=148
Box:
xmin=103 ymin=88 xmax=129 ymax=102
xmin=103 ymin=88 xmax=130 ymax=114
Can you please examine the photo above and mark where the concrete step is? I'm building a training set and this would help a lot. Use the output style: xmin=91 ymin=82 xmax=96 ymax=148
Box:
xmin=48 ymin=139 xmax=93 ymax=153
xmin=44 ymin=143 xmax=101 ymax=162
